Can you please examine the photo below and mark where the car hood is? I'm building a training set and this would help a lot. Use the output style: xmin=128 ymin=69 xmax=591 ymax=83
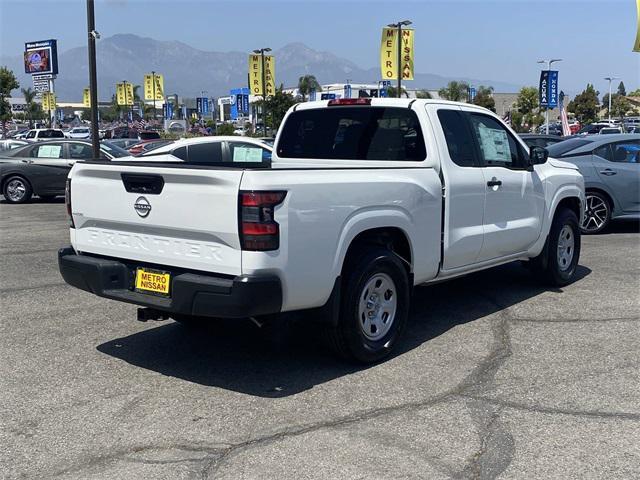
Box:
xmin=548 ymin=157 xmax=579 ymax=171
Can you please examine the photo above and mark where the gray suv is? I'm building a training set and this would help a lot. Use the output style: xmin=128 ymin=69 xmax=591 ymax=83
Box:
xmin=546 ymin=134 xmax=640 ymax=233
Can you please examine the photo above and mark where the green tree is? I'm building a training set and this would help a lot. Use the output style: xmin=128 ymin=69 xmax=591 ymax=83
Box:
xmin=568 ymin=84 xmax=600 ymax=124
xmin=216 ymin=123 xmax=235 ymax=135
xmin=629 ymin=88 xmax=640 ymax=97
xmin=415 ymin=89 xmax=432 ymax=99
xmin=385 ymin=86 xmax=409 ymax=98
xmin=0 ymin=66 xmax=20 ymax=136
xmin=617 ymin=81 xmax=626 ymax=97
xmin=611 ymin=95 xmax=632 ymax=119
xmin=297 ymin=75 xmax=321 ymax=102
xmin=256 ymin=85 xmax=297 ymax=132
xmin=510 ymin=86 xmax=541 ymax=132
xmin=21 ymin=87 xmax=44 ymax=128
xmin=472 ymin=85 xmax=496 ymax=112
xmin=438 ymin=81 xmax=470 ymax=102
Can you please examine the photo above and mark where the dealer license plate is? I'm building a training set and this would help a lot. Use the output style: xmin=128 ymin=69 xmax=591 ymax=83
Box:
xmin=135 ymin=268 xmax=171 ymax=296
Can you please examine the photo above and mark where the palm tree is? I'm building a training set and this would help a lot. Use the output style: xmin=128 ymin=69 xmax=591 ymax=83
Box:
xmin=297 ymin=75 xmax=321 ymax=102
xmin=21 ymin=87 xmax=38 ymax=128
xmin=385 ymin=86 xmax=409 ymax=98
xmin=438 ymin=81 xmax=470 ymax=102
xmin=416 ymin=90 xmax=432 ymax=99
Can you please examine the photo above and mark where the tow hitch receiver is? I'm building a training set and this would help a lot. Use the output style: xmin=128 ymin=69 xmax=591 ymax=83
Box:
xmin=137 ymin=307 xmax=169 ymax=322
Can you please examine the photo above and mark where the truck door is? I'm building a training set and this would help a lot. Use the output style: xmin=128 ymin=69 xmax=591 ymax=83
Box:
xmin=427 ymin=105 xmax=485 ymax=270
xmin=465 ymin=111 xmax=545 ymax=262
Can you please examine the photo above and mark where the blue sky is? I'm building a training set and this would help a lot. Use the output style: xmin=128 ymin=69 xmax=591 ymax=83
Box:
xmin=1 ymin=0 xmax=638 ymax=94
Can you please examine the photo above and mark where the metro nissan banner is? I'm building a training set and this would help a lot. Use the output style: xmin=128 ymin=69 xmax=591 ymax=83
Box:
xmin=248 ymin=54 xmax=275 ymax=96
xmin=380 ymin=27 xmax=414 ymax=80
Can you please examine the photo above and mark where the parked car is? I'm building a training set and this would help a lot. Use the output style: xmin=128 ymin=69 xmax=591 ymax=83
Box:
xmin=65 ymin=127 xmax=91 ymax=139
xmin=599 ymin=127 xmax=623 ymax=135
xmin=518 ymin=134 xmax=565 ymax=149
xmin=546 ymin=134 xmax=640 ymax=233
xmin=138 ymin=130 xmax=161 ymax=140
xmin=537 ymin=123 xmax=563 ymax=136
xmin=0 ymin=139 xmax=30 ymax=152
xmin=134 ymin=135 xmax=272 ymax=162
xmin=127 ymin=139 xmax=173 ymax=156
xmin=107 ymin=138 xmax=142 ymax=150
xmin=59 ymin=98 xmax=584 ymax=363
xmin=23 ymin=128 xmax=66 ymax=141
xmin=0 ymin=140 xmax=130 ymax=203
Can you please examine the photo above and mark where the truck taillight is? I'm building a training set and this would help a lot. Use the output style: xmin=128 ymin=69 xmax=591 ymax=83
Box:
xmin=65 ymin=178 xmax=75 ymax=228
xmin=239 ymin=191 xmax=286 ymax=251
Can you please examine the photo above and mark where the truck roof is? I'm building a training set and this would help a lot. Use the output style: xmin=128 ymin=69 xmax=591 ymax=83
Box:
xmin=292 ymin=98 xmax=480 ymax=111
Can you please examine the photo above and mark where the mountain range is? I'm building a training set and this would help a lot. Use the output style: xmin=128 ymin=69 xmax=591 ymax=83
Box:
xmin=2 ymin=34 xmax=521 ymax=101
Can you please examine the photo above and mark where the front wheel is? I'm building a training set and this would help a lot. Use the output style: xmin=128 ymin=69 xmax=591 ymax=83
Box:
xmin=327 ymin=248 xmax=410 ymax=363
xmin=581 ymin=191 xmax=611 ymax=234
xmin=531 ymin=208 xmax=581 ymax=287
xmin=3 ymin=176 xmax=33 ymax=204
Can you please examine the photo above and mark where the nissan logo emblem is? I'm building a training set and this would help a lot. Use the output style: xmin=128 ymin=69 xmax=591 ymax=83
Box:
xmin=134 ymin=196 xmax=151 ymax=217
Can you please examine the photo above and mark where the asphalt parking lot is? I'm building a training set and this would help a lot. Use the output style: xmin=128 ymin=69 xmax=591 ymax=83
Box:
xmin=1 ymin=199 xmax=639 ymax=480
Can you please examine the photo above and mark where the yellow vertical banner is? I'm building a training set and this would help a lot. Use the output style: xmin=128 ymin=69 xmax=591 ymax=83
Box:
xmin=380 ymin=28 xmax=415 ymax=80
xmin=144 ymin=74 xmax=164 ymax=100
xmin=154 ymin=74 xmax=164 ymax=100
xmin=634 ymin=0 xmax=640 ymax=52
xmin=42 ymin=92 xmax=56 ymax=110
xmin=380 ymin=27 xmax=398 ymax=80
xmin=83 ymin=88 xmax=91 ymax=107
xmin=248 ymin=54 xmax=263 ymax=95
xmin=116 ymin=83 xmax=133 ymax=105
xmin=264 ymin=55 xmax=275 ymax=96
xmin=401 ymin=29 xmax=415 ymax=80
xmin=116 ymin=83 xmax=126 ymax=105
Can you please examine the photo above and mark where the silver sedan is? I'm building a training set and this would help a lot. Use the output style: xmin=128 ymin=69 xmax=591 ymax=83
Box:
xmin=546 ymin=134 xmax=640 ymax=233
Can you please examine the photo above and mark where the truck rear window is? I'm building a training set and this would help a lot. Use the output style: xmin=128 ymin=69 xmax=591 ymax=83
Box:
xmin=277 ymin=107 xmax=426 ymax=161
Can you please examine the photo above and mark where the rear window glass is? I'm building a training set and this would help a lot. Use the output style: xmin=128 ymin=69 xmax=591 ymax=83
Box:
xmin=546 ymin=139 xmax=592 ymax=157
xmin=277 ymin=107 xmax=426 ymax=161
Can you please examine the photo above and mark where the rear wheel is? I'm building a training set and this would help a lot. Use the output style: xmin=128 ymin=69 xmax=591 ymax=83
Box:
xmin=530 ymin=208 xmax=581 ymax=287
xmin=3 ymin=176 xmax=32 ymax=204
xmin=581 ymin=191 xmax=611 ymax=234
xmin=326 ymin=248 xmax=410 ymax=363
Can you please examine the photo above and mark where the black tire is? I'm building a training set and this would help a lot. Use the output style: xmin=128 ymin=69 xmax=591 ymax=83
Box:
xmin=3 ymin=176 xmax=33 ymax=204
xmin=530 ymin=208 xmax=581 ymax=287
xmin=326 ymin=248 xmax=410 ymax=363
xmin=581 ymin=191 xmax=611 ymax=234
xmin=39 ymin=195 xmax=57 ymax=202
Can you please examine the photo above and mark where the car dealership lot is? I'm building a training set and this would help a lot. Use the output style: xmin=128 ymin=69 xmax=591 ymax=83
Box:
xmin=1 ymin=200 xmax=639 ymax=479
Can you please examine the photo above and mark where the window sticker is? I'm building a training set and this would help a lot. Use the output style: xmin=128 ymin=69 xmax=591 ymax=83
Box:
xmin=233 ymin=146 xmax=263 ymax=162
xmin=37 ymin=145 xmax=62 ymax=158
xmin=477 ymin=123 xmax=511 ymax=163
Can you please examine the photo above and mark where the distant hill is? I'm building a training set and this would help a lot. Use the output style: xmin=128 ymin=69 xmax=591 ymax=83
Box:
xmin=1 ymin=34 xmax=521 ymax=101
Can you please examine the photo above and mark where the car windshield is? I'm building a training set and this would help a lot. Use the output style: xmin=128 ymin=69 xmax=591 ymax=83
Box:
xmin=546 ymin=138 xmax=592 ymax=157
xmin=101 ymin=141 xmax=131 ymax=158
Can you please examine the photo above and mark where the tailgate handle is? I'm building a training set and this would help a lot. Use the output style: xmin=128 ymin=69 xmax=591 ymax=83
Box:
xmin=121 ymin=174 xmax=165 ymax=195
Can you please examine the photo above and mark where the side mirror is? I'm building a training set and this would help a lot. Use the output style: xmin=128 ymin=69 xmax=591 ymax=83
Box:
xmin=529 ymin=145 xmax=548 ymax=166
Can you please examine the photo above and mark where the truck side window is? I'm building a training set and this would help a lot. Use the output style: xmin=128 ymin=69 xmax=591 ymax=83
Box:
xmin=186 ymin=143 xmax=223 ymax=164
xmin=437 ymin=109 xmax=477 ymax=167
xmin=469 ymin=113 xmax=524 ymax=169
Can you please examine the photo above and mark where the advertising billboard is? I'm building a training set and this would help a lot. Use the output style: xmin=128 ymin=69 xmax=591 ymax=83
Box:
xmin=24 ymin=39 xmax=58 ymax=75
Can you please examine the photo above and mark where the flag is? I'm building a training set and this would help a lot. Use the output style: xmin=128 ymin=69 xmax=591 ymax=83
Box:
xmin=502 ymin=110 xmax=511 ymax=126
xmin=559 ymin=91 xmax=571 ymax=137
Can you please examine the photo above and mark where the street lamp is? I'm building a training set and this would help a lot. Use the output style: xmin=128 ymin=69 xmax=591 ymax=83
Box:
xmin=387 ymin=20 xmax=412 ymax=98
xmin=604 ymin=76 xmax=619 ymax=124
xmin=537 ymin=58 xmax=562 ymax=134
xmin=253 ymin=47 xmax=271 ymax=136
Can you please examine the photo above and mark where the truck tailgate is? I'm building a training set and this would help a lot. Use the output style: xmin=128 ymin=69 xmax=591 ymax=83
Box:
xmin=70 ymin=163 xmax=243 ymax=276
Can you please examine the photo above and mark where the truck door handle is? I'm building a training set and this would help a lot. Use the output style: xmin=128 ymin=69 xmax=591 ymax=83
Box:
xmin=487 ymin=179 xmax=502 ymax=187
xmin=599 ymin=169 xmax=617 ymax=176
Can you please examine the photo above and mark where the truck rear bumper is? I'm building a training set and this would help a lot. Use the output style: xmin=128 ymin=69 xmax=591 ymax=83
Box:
xmin=58 ymin=247 xmax=282 ymax=318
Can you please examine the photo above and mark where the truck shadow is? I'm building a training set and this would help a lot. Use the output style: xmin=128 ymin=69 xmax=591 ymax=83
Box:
xmin=97 ymin=261 xmax=591 ymax=398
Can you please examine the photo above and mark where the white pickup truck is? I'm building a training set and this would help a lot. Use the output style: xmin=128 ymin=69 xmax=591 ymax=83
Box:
xmin=59 ymin=98 xmax=584 ymax=362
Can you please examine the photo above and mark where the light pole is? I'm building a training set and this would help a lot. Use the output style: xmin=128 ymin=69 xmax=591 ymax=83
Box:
xmin=86 ymin=0 xmax=100 ymax=159
xmin=604 ymin=76 xmax=619 ymax=124
xmin=253 ymin=47 xmax=271 ymax=136
xmin=537 ymin=58 xmax=562 ymax=134
xmin=387 ymin=20 xmax=412 ymax=98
